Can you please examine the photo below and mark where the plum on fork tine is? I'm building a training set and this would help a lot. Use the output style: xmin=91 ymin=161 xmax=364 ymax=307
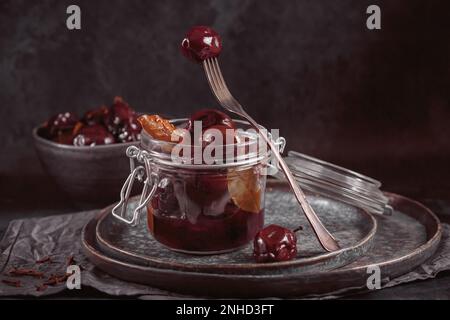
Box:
xmin=202 ymin=57 xmax=340 ymax=252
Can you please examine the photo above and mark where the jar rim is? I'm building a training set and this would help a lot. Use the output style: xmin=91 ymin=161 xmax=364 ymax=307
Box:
xmin=138 ymin=118 xmax=284 ymax=169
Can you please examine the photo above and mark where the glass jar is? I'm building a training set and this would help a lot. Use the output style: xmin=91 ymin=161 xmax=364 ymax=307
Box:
xmin=112 ymin=119 xmax=285 ymax=254
xmin=282 ymin=151 xmax=393 ymax=215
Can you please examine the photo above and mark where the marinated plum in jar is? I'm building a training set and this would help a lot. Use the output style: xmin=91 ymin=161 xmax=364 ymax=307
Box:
xmin=139 ymin=110 xmax=267 ymax=253
xmin=147 ymin=166 xmax=265 ymax=253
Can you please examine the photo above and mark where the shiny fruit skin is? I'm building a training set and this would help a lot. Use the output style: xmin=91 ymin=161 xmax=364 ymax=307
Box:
xmin=105 ymin=96 xmax=136 ymax=136
xmin=72 ymin=124 xmax=115 ymax=146
xmin=43 ymin=112 xmax=78 ymax=137
xmin=187 ymin=109 xmax=235 ymax=133
xmin=181 ymin=26 xmax=222 ymax=63
xmin=253 ymin=224 xmax=297 ymax=263
xmin=116 ymin=117 xmax=141 ymax=143
xmin=82 ymin=106 xmax=110 ymax=126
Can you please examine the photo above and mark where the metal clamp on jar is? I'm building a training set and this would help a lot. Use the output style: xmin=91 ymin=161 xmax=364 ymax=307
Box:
xmin=111 ymin=119 xmax=285 ymax=254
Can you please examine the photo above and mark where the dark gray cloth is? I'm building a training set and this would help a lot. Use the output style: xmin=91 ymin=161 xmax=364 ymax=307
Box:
xmin=1 ymin=211 xmax=450 ymax=299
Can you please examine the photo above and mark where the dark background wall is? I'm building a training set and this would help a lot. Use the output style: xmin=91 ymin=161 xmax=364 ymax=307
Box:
xmin=1 ymin=0 xmax=449 ymax=201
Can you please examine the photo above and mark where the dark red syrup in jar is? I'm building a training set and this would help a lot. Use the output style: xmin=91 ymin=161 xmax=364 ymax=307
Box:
xmin=147 ymin=170 xmax=264 ymax=253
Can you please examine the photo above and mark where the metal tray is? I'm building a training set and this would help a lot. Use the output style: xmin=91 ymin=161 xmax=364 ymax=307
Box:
xmin=94 ymin=181 xmax=376 ymax=274
xmin=81 ymin=181 xmax=441 ymax=297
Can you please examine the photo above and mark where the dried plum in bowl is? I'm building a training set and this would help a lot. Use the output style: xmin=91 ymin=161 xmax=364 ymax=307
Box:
xmin=33 ymin=97 xmax=141 ymax=208
xmin=38 ymin=96 xmax=141 ymax=146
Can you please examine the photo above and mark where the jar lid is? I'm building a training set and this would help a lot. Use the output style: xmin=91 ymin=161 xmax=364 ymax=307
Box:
xmin=281 ymin=151 xmax=392 ymax=215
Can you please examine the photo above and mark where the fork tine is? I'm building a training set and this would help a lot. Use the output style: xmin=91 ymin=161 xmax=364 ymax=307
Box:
xmin=203 ymin=60 xmax=225 ymax=104
xmin=210 ymin=59 xmax=230 ymax=98
xmin=211 ymin=58 xmax=242 ymax=111
xmin=205 ymin=59 xmax=236 ymax=112
xmin=207 ymin=59 xmax=230 ymax=106
xmin=203 ymin=61 xmax=219 ymax=101
xmin=211 ymin=58 xmax=229 ymax=94
xmin=207 ymin=58 xmax=229 ymax=105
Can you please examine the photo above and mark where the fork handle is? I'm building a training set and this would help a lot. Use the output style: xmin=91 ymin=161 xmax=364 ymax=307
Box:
xmin=245 ymin=115 xmax=341 ymax=252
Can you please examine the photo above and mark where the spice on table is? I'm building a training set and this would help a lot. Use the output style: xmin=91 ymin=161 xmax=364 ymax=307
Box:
xmin=2 ymin=278 xmax=22 ymax=287
xmin=9 ymin=267 xmax=44 ymax=278
xmin=34 ymin=274 xmax=69 ymax=292
xmin=36 ymin=256 xmax=52 ymax=264
xmin=43 ymin=273 xmax=70 ymax=286
xmin=35 ymin=284 xmax=48 ymax=292
xmin=66 ymin=255 xmax=75 ymax=266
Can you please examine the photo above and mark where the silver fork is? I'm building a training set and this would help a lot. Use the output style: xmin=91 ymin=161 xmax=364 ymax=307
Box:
xmin=203 ymin=57 xmax=340 ymax=252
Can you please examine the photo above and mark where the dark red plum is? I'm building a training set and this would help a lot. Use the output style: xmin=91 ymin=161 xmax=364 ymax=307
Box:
xmin=82 ymin=105 xmax=110 ymax=126
xmin=253 ymin=224 xmax=298 ymax=263
xmin=73 ymin=124 xmax=115 ymax=146
xmin=181 ymin=26 xmax=222 ymax=63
